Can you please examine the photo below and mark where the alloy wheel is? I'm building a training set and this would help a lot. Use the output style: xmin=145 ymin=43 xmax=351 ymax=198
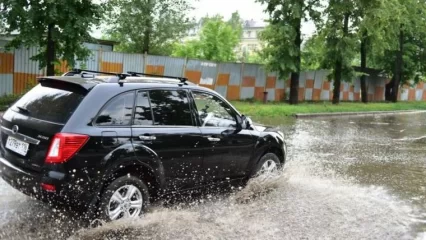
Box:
xmin=107 ymin=185 xmax=143 ymax=220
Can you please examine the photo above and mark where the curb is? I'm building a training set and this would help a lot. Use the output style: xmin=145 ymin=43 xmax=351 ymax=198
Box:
xmin=295 ymin=110 xmax=426 ymax=118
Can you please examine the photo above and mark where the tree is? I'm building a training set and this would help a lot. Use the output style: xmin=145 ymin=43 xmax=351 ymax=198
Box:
xmin=257 ymin=0 xmax=322 ymax=104
xmin=300 ymin=0 xmax=403 ymax=103
xmin=105 ymin=0 xmax=194 ymax=55
xmin=354 ymin=0 xmax=403 ymax=103
xmin=301 ymin=33 xmax=325 ymax=71
xmin=246 ymin=52 xmax=266 ymax=64
xmin=0 ymin=0 xmax=103 ymax=76
xmin=172 ymin=15 xmax=242 ymax=62
xmin=320 ymin=0 xmax=358 ymax=104
xmin=172 ymin=40 xmax=202 ymax=59
xmin=374 ymin=0 xmax=426 ymax=102
xmin=228 ymin=11 xmax=243 ymax=41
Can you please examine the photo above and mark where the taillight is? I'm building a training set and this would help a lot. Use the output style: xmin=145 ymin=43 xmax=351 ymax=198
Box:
xmin=45 ymin=133 xmax=89 ymax=164
xmin=41 ymin=183 xmax=56 ymax=192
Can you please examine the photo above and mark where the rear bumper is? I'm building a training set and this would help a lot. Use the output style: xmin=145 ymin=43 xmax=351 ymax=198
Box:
xmin=0 ymin=157 xmax=97 ymax=210
xmin=0 ymin=157 xmax=42 ymax=197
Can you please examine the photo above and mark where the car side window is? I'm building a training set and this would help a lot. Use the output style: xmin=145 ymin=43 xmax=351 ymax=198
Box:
xmin=149 ymin=89 xmax=193 ymax=126
xmin=95 ymin=91 xmax=134 ymax=126
xmin=192 ymin=91 xmax=237 ymax=128
xmin=133 ymin=91 xmax=153 ymax=125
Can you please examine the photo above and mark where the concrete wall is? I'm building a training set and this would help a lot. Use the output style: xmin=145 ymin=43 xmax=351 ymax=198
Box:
xmin=1 ymin=48 xmax=424 ymax=102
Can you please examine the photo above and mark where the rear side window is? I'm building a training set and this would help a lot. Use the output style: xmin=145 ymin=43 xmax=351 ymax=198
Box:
xmin=149 ymin=90 xmax=193 ymax=126
xmin=133 ymin=91 xmax=153 ymax=125
xmin=96 ymin=91 xmax=135 ymax=126
xmin=11 ymin=83 xmax=85 ymax=124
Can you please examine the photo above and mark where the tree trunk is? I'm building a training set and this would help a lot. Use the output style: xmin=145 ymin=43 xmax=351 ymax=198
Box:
xmin=392 ymin=27 xmax=404 ymax=103
xmin=332 ymin=13 xmax=350 ymax=104
xmin=142 ymin=0 xmax=152 ymax=54
xmin=332 ymin=60 xmax=342 ymax=104
xmin=289 ymin=17 xmax=302 ymax=105
xmin=385 ymin=76 xmax=395 ymax=101
xmin=46 ymin=23 xmax=55 ymax=76
xmin=360 ymin=32 xmax=368 ymax=103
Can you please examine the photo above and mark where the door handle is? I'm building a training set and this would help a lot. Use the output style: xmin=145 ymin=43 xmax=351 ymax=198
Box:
xmin=207 ymin=137 xmax=221 ymax=142
xmin=139 ymin=135 xmax=156 ymax=141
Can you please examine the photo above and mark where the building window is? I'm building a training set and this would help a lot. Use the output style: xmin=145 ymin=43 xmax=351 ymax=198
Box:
xmin=247 ymin=31 xmax=252 ymax=38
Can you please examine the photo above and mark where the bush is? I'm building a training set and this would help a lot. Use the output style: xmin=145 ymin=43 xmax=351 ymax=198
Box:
xmin=0 ymin=94 xmax=21 ymax=111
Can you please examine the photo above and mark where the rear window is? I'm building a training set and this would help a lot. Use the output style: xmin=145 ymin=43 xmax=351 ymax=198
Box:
xmin=11 ymin=83 xmax=86 ymax=124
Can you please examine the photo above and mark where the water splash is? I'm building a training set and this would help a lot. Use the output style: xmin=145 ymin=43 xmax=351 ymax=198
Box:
xmin=67 ymin=165 xmax=419 ymax=240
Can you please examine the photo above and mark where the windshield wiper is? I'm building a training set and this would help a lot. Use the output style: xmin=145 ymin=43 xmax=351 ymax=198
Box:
xmin=16 ymin=106 xmax=30 ymax=115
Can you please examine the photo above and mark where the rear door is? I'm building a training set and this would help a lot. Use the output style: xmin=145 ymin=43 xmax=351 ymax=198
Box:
xmin=190 ymin=90 xmax=256 ymax=182
xmin=131 ymin=89 xmax=204 ymax=191
xmin=0 ymin=81 xmax=86 ymax=172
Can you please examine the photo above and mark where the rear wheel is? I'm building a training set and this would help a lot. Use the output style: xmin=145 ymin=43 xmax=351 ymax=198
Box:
xmin=98 ymin=175 xmax=150 ymax=221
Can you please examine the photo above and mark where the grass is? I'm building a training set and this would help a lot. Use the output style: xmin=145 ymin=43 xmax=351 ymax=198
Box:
xmin=232 ymin=101 xmax=426 ymax=117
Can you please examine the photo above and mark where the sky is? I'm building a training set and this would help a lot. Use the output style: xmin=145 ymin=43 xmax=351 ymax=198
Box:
xmin=92 ymin=0 xmax=316 ymax=38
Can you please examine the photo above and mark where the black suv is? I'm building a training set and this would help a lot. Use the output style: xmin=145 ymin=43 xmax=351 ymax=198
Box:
xmin=0 ymin=69 xmax=286 ymax=221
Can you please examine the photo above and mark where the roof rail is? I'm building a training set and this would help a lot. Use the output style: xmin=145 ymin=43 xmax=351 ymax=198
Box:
xmin=65 ymin=68 xmax=128 ymax=80
xmin=127 ymin=71 xmax=188 ymax=85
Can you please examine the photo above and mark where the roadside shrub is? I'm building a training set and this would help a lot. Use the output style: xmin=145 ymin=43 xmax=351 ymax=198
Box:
xmin=0 ymin=94 xmax=21 ymax=110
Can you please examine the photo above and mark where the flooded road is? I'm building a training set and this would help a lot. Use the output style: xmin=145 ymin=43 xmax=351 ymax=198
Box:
xmin=2 ymin=112 xmax=426 ymax=239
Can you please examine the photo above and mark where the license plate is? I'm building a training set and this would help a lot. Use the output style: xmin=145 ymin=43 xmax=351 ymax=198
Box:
xmin=6 ymin=136 xmax=29 ymax=156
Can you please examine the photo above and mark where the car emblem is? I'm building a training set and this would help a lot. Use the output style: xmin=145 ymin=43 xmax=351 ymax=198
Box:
xmin=12 ymin=125 xmax=19 ymax=134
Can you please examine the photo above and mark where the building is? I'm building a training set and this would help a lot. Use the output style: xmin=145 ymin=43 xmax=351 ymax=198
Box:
xmin=238 ymin=19 xmax=267 ymax=56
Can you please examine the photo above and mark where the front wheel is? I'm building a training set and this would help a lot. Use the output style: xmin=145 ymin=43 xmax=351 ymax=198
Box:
xmin=98 ymin=175 xmax=150 ymax=221
xmin=253 ymin=153 xmax=281 ymax=177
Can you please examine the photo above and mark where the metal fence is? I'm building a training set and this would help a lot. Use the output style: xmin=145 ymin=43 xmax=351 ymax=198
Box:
xmin=1 ymin=47 xmax=423 ymax=101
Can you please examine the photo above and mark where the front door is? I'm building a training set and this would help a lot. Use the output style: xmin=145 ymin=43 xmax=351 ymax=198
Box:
xmin=190 ymin=91 xmax=256 ymax=182
xmin=131 ymin=89 xmax=204 ymax=191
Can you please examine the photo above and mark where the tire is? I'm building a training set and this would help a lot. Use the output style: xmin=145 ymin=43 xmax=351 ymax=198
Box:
xmin=252 ymin=153 xmax=281 ymax=177
xmin=98 ymin=175 xmax=150 ymax=222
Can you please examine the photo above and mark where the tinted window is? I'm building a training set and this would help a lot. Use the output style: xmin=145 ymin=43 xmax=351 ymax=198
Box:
xmin=149 ymin=90 xmax=193 ymax=126
xmin=11 ymin=83 xmax=85 ymax=124
xmin=192 ymin=91 xmax=237 ymax=128
xmin=96 ymin=91 xmax=134 ymax=126
xmin=133 ymin=91 xmax=153 ymax=125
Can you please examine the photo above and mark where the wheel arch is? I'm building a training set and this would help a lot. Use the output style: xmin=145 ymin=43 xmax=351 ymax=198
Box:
xmin=102 ymin=162 xmax=164 ymax=201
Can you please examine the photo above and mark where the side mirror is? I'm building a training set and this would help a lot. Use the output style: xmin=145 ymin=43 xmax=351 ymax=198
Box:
xmin=239 ymin=115 xmax=252 ymax=130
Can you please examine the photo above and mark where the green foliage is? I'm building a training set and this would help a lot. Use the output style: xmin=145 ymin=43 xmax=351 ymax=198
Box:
xmin=104 ymin=0 xmax=194 ymax=55
xmin=172 ymin=40 xmax=201 ymax=59
xmin=0 ymin=81 xmax=36 ymax=110
xmin=301 ymin=34 xmax=325 ymax=71
xmin=0 ymin=94 xmax=20 ymax=109
xmin=257 ymin=0 xmax=322 ymax=78
xmin=259 ymin=24 xmax=297 ymax=73
xmin=227 ymin=11 xmax=243 ymax=40
xmin=245 ymin=52 xmax=266 ymax=65
xmin=0 ymin=0 xmax=102 ymax=69
xmin=320 ymin=1 xmax=358 ymax=83
xmin=368 ymin=0 xmax=426 ymax=85
xmin=172 ymin=14 xmax=242 ymax=62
